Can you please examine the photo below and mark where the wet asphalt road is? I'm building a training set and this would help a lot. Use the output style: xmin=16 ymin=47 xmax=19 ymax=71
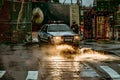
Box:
xmin=0 ymin=42 xmax=120 ymax=80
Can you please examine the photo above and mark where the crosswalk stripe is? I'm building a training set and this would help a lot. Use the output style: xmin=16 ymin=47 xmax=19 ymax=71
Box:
xmin=80 ymin=63 xmax=100 ymax=77
xmin=118 ymin=64 xmax=120 ymax=66
xmin=80 ymin=68 xmax=100 ymax=77
xmin=0 ymin=71 xmax=6 ymax=78
xmin=100 ymin=66 xmax=120 ymax=80
xmin=26 ymin=71 xmax=38 ymax=80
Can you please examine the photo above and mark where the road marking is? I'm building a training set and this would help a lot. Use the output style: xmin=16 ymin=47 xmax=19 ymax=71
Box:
xmin=80 ymin=63 xmax=99 ymax=77
xmin=100 ymin=66 xmax=120 ymax=80
xmin=118 ymin=64 xmax=120 ymax=67
xmin=26 ymin=71 xmax=38 ymax=80
xmin=80 ymin=68 xmax=100 ymax=77
xmin=0 ymin=71 xmax=6 ymax=78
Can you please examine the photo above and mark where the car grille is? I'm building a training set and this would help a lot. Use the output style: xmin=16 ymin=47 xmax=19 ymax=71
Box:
xmin=63 ymin=36 xmax=74 ymax=42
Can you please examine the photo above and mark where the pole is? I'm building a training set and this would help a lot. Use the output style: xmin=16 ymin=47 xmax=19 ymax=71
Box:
xmin=71 ymin=0 xmax=72 ymax=4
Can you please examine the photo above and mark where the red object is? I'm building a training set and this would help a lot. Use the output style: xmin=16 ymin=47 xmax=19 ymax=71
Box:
xmin=80 ymin=26 xmax=84 ymax=32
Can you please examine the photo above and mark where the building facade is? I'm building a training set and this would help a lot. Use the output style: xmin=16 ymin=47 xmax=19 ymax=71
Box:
xmin=0 ymin=0 xmax=82 ymax=43
xmin=93 ymin=0 xmax=120 ymax=40
xmin=115 ymin=5 xmax=120 ymax=40
xmin=0 ymin=0 xmax=32 ymax=43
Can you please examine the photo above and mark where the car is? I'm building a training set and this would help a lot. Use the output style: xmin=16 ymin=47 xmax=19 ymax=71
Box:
xmin=37 ymin=22 xmax=80 ymax=47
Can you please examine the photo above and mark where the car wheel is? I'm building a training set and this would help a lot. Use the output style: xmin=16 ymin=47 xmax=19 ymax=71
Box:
xmin=38 ymin=35 xmax=41 ymax=46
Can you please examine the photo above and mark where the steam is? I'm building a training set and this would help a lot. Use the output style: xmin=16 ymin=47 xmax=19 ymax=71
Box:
xmin=34 ymin=44 xmax=119 ymax=62
xmin=33 ymin=44 xmax=119 ymax=80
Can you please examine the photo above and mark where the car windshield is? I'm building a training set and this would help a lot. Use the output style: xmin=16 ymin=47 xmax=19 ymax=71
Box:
xmin=48 ymin=24 xmax=72 ymax=32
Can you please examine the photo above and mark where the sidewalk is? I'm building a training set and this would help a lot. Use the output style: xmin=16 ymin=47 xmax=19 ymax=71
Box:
xmin=81 ymin=39 xmax=120 ymax=48
xmin=82 ymin=39 xmax=120 ymax=44
xmin=80 ymin=39 xmax=120 ymax=56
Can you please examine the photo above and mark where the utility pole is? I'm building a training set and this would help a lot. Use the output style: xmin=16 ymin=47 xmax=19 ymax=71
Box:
xmin=71 ymin=0 xmax=72 ymax=4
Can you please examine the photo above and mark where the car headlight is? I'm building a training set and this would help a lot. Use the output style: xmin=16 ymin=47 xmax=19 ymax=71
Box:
xmin=52 ymin=36 xmax=63 ymax=44
xmin=74 ymin=36 xmax=80 ymax=40
xmin=53 ymin=36 xmax=62 ymax=40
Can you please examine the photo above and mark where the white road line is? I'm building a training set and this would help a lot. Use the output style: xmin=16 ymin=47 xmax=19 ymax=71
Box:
xmin=80 ymin=68 xmax=100 ymax=77
xmin=80 ymin=63 xmax=99 ymax=77
xmin=26 ymin=71 xmax=38 ymax=80
xmin=118 ymin=64 xmax=120 ymax=67
xmin=100 ymin=66 xmax=120 ymax=80
xmin=0 ymin=71 xmax=6 ymax=78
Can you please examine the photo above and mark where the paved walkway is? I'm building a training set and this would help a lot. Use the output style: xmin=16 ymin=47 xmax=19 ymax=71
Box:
xmin=81 ymin=39 xmax=120 ymax=49
xmin=80 ymin=39 xmax=120 ymax=56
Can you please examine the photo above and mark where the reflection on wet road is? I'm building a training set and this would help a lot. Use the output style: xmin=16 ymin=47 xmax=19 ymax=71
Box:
xmin=34 ymin=45 xmax=120 ymax=80
xmin=0 ymin=44 xmax=120 ymax=80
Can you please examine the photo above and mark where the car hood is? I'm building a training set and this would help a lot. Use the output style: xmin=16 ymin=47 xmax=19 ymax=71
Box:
xmin=48 ymin=31 xmax=78 ymax=36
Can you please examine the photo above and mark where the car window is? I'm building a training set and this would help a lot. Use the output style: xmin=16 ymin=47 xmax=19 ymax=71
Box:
xmin=41 ymin=25 xmax=45 ymax=31
xmin=41 ymin=25 xmax=48 ymax=32
xmin=48 ymin=24 xmax=72 ymax=32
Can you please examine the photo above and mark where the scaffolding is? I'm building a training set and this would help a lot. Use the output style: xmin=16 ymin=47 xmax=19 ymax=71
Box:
xmin=11 ymin=0 xmax=32 ymax=43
